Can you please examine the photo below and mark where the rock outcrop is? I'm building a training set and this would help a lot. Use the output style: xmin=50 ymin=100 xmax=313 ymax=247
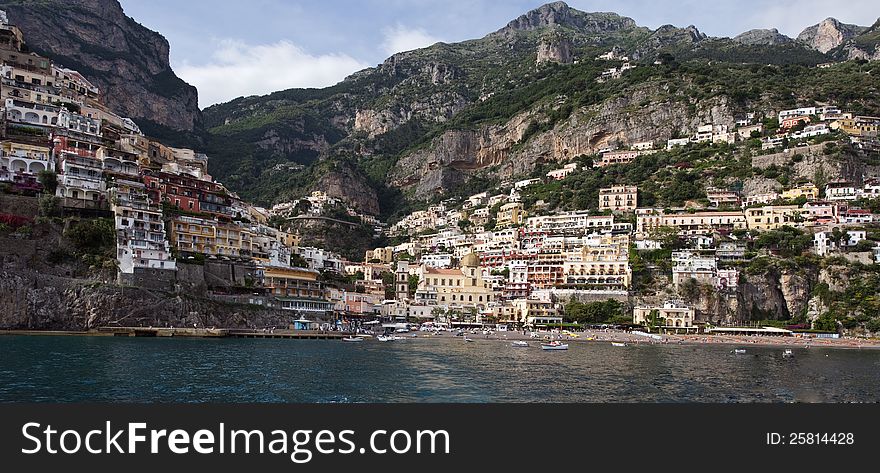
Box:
xmin=798 ymin=18 xmax=867 ymax=53
xmin=495 ymin=1 xmax=637 ymax=36
xmin=537 ymin=34 xmax=574 ymax=64
xmin=733 ymin=28 xmax=793 ymax=46
xmin=0 ymin=0 xmax=201 ymax=131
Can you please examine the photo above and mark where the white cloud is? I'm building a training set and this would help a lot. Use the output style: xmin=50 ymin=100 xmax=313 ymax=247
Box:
xmin=381 ymin=24 xmax=444 ymax=56
xmin=176 ymin=39 xmax=369 ymax=108
xmin=746 ymin=0 xmax=880 ymax=37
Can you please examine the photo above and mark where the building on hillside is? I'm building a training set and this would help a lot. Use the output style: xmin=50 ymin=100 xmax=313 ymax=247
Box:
xmin=671 ymin=251 xmax=717 ymax=288
xmin=781 ymin=183 xmax=819 ymax=201
xmin=110 ymin=179 xmax=175 ymax=275
xmin=780 ymin=116 xmax=811 ymax=129
xmin=706 ymin=187 xmax=740 ymax=208
xmin=824 ymin=181 xmax=859 ymax=201
xmin=546 ymin=163 xmax=579 ymax=180
xmin=261 ymin=264 xmax=332 ymax=317
xmin=0 ymin=140 xmax=51 ymax=178
xmin=778 ymin=107 xmax=816 ymax=122
xmin=511 ymin=298 xmax=562 ymax=328
xmin=814 ymin=230 xmax=866 ymax=256
xmin=599 ymin=185 xmax=638 ymax=212
xmin=595 ymin=150 xmax=639 ymax=167
xmin=421 ymin=253 xmax=453 ymax=269
xmin=417 ymin=253 xmax=495 ymax=308
xmin=525 ymin=211 xmax=616 ymax=235
xmin=736 ymin=124 xmax=763 ymax=139
xmin=636 ymin=209 xmax=746 ymax=236
xmin=745 ymin=205 xmax=802 ymax=231
xmin=741 ymin=192 xmax=780 ymax=208
xmin=496 ymin=202 xmax=525 ymax=227
xmin=632 ymin=300 xmax=696 ymax=332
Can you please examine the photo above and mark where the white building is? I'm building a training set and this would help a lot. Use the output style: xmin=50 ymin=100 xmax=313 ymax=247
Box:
xmin=814 ymin=230 xmax=866 ymax=256
xmin=110 ymin=180 xmax=176 ymax=274
xmin=421 ymin=253 xmax=453 ymax=269
xmin=824 ymin=182 xmax=859 ymax=201
xmin=672 ymin=251 xmax=717 ymax=288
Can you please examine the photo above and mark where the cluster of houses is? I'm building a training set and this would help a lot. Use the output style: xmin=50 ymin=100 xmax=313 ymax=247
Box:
xmin=355 ymin=104 xmax=880 ymax=332
xmin=4 ymin=9 xmax=878 ymax=333
xmin=0 ymin=12 xmax=354 ymax=320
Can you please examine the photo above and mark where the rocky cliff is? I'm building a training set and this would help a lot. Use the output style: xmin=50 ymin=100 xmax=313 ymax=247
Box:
xmin=0 ymin=0 xmax=201 ymax=131
xmin=196 ymin=2 xmax=876 ymax=218
xmin=798 ymin=18 xmax=868 ymax=53
xmin=0 ymin=269 xmax=293 ymax=330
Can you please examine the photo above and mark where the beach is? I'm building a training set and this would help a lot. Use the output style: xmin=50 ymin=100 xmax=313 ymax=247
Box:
xmin=405 ymin=328 xmax=880 ymax=350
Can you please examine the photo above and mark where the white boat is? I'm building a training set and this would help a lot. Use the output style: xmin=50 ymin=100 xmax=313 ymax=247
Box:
xmin=464 ymin=337 xmax=474 ymax=342
xmin=734 ymin=349 xmax=747 ymax=354
xmin=391 ymin=335 xmax=407 ymax=341
xmin=376 ymin=335 xmax=393 ymax=342
xmin=611 ymin=342 xmax=626 ymax=347
xmin=541 ymin=341 xmax=569 ymax=351
xmin=511 ymin=341 xmax=529 ymax=347
xmin=783 ymin=349 xmax=793 ymax=357
xmin=342 ymin=336 xmax=363 ymax=342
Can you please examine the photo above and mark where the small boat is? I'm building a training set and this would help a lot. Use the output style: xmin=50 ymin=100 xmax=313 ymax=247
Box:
xmin=342 ymin=336 xmax=363 ymax=342
xmin=783 ymin=349 xmax=793 ymax=358
xmin=541 ymin=341 xmax=569 ymax=351
xmin=611 ymin=342 xmax=626 ymax=347
xmin=391 ymin=335 xmax=407 ymax=341
xmin=511 ymin=341 xmax=529 ymax=347
xmin=464 ymin=337 xmax=474 ymax=342
xmin=734 ymin=349 xmax=747 ymax=354
xmin=376 ymin=335 xmax=393 ymax=342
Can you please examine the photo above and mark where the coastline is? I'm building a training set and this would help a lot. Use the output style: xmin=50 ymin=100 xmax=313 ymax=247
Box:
xmin=2 ymin=328 xmax=878 ymax=350
xmin=407 ymin=329 xmax=880 ymax=350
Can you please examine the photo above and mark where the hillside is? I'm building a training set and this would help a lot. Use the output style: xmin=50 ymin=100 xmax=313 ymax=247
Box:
xmin=0 ymin=0 xmax=202 ymax=132
xmin=193 ymin=2 xmax=880 ymax=222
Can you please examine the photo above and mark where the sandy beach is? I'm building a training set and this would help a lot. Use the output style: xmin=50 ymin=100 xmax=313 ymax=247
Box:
xmin=405 ymin=328 xmax=880 ymax=350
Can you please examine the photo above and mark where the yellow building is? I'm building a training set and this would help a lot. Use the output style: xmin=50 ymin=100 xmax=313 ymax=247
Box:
xmin=418 ymin=253 xmax=495 ymax=307
xmin=512 ymin=299 xmax=562 ymax=327
xmin=599 ymin=185 xmax=638 ymax=212
xmin=834 ymin=116 xmax=880 ymax=137
xmin=215 ymin=221 xmax=254 ymax=257
xmin=1 ymin=140 xmax=52 ymax=175
xmin=261 ymin=264 xmax=332 ymax=316
xmin=170 ymin=216 xmax=217 ymax=255
xmin=633 ymin=300 xmax=696 ymax=332
xmin=557 ymin=233 xmax=631 ymax=290
xmin=365 ymin=246 xmax=394 ymax=263
xmin=745 ymin=205 xmax=802 ymax=231
xmin=496 ymin=202 xmax=525 ymax=227
xmin=781 ymin=183 xmax=818 ymax=201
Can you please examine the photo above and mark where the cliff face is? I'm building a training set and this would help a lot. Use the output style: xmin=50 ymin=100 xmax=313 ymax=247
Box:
xmin=0 ymin=269 xmax=293 ymax=330
xmin=391 ymin=82 xmax=737 ymax=200
xmin=798 ymin=18 xmax=867 ymax=54
xmin=0 ymin=0 xmax=201 ymax=131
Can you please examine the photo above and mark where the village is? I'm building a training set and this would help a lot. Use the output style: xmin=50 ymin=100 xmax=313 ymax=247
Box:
xmin=2 ymin=12 xmax=880 ymax=338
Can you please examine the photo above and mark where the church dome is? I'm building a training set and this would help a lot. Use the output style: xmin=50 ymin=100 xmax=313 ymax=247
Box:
xmin=461 ymin=252 xmax=481 ymax=267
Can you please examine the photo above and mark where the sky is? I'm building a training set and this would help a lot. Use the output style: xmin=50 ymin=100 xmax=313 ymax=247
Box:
xmin=118 ymin=0 xmax=880 ymax=109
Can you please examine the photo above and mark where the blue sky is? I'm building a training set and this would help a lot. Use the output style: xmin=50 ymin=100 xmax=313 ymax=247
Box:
xmin=118 ymin=0 xmax=880 ymax=108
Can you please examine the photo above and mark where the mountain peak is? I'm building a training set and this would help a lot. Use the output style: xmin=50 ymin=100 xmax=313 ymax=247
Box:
xmin=495 ymin=2 xmax=636 ymax=35
xmin=733 ymin=28 xmax=793 ymax=46
xmin=798 ymin=17 xmax=867 ymax=53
